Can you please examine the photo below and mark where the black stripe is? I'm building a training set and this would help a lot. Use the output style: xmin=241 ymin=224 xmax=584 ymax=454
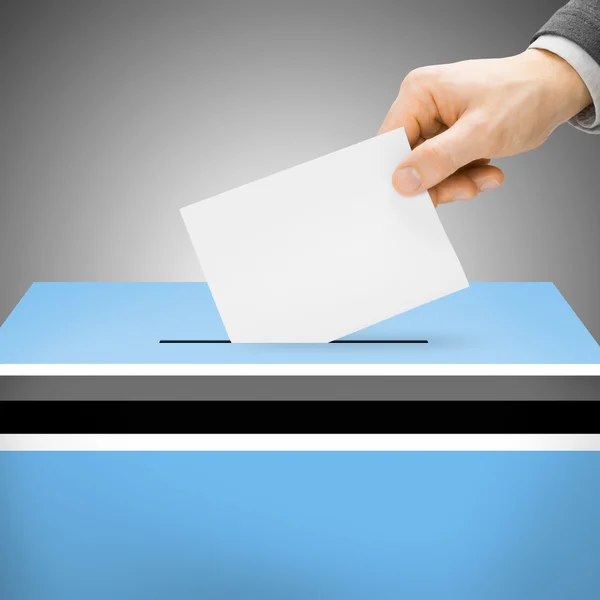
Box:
xmin=1 ymin=397 xmax=598 ymax=433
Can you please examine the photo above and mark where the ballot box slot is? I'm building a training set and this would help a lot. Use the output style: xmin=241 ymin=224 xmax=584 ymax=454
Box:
xmin=331 ymin=340 xmax=428 ymax=344
xmin=159 ymin=339 xmax=429 ymax=344
xmin=159 ymin=340 xmax=231 ymax=344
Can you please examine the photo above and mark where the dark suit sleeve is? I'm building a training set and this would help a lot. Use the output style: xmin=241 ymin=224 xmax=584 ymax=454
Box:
xmin=531 ymin=0 xmax=600 ymax=66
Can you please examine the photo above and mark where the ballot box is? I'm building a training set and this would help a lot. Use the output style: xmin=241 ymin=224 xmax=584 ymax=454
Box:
xmin=1 ymin=281 xmax=599 ymax=399
xmin=1 ymin=443 xmax=600 ymax=600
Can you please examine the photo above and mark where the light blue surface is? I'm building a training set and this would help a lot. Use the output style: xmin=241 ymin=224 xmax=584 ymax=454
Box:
xmin=0 ymin=282 xmax=599 ymax=363
xmin=1 ymin=452 xmax=600 ymax=600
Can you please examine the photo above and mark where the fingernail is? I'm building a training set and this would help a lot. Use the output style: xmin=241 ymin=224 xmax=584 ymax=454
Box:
xmin=393 ymin=166 xmax=421 ymax=193
xmin=479 ymin=179 xmax=500 ymax=192
xmin=453 ymin=194 xmax=472 ymax=201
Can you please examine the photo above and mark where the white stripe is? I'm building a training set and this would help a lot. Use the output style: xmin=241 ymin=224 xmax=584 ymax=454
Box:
xmin=1 ymin=364 xmax=599 ymax=376
xmin=1 ymin=434 xmax=600 ymax=451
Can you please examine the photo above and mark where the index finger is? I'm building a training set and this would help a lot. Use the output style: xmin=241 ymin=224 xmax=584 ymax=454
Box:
xmin=378 ymin=95 xmax=421 ymax=148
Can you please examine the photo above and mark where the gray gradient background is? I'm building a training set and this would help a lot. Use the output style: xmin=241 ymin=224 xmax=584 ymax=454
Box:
xmin=1 ymin=0 xmax=598 ymax=341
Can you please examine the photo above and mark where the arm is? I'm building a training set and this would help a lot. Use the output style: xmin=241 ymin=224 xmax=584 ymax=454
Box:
xmin=531 ymin=0 xmax=600 ymax=66
xmin=530 ymin=0 xmax=600 ymax=133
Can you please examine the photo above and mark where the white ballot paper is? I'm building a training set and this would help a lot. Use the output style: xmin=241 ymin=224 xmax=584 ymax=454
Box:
xmin=180 ymin=128 xmax=468 ymax=343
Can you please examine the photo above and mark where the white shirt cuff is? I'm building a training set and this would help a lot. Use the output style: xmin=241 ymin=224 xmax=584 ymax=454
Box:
xmin=529 ymin=34 xmax=600 ymax=134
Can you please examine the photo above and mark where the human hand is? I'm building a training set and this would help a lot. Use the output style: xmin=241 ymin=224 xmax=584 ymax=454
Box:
xmin=379 ymin=49 xmax=592 ymax=206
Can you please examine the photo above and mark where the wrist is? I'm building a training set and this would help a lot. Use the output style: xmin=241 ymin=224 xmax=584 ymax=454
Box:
xmin=522 ymin=48 xmax=592 ymax=123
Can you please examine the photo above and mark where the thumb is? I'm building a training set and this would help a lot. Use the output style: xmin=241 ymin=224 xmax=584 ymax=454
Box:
xmin=392 ymin=116 xmax=483 ymax=195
